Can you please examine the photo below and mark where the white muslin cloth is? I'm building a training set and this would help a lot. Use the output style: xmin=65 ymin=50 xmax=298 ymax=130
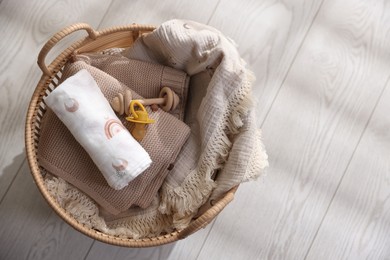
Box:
xmin=44 ymin=69 xmax=152 ymax=190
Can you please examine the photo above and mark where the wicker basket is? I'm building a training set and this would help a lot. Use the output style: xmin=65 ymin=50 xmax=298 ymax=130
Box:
xmin=25 ymin=23 xmax=238 ymax=247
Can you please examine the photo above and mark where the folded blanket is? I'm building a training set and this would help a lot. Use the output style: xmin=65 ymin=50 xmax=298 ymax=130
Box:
xmin=44 ymin=69 xmax=152 ymax=190
xmin=38 ymin=59 xmax=190 ymax=214
xmin=74 ymin=53 xmax=189 ymax=120
xmin=123 ymin=19 xmax=269 ymax=226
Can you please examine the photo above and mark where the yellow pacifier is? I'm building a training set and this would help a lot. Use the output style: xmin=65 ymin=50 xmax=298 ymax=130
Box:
xmin=126 ymin=100 xmax=155 ymax=141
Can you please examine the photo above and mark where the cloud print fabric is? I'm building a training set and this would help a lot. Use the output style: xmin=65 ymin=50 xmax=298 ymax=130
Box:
xmin=44 ymin=69 xmax=152 ymax=190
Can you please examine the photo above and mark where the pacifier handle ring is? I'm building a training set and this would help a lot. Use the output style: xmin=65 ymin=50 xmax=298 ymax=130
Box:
xmin=130 ymin=100 xmax=147 ymax=120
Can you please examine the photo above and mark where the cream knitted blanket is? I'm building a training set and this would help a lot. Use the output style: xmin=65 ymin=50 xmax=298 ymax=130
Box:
xmin=123 ymin=19 xmax=268 ymax=226
xmin=44 ymin=19 xmax=268 ymax=237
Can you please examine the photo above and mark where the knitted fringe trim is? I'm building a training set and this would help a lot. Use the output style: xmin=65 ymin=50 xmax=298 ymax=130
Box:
xmin=243 ymin=128 xmax=269 ymax=182
xmin=44 ymin=174 xmax=172 ymax=239
xmin=159 ymin=69 xmax=256 ymax=227
xmin=44 ymin=175 xmax=104 ymax=227
xmin=158 ymin=168 xmax=216 ymax=220
xmin=104 ymin=211 xmax=174 ymax=239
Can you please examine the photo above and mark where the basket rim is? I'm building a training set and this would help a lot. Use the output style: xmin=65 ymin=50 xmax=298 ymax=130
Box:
xmin=25 ymin=23 xmax=238 ymax=247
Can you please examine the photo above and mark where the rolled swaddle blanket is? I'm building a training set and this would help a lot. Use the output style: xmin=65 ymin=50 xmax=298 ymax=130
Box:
xmin=44 ymin=69 xmax=152 ymax=190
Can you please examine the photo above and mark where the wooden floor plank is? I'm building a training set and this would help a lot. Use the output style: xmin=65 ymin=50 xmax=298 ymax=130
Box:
xmin=0 ymin=152 xmax=25 ymax=203
xmin=85 ymin=240 xmax=174 ymax=260
xmin=197 ymin=0 xmax=390 ymax=259
xmin=97 ymin=0 xmax=220 ymax=28
xmin=208 ymin=0 xmax=324 ymax=124
xmin=306 ymin=81 xmax=390 ymax=259
xmin=0 ymin=161 xmax=94 ymax=260
xmin=86 ymin=224 xmax=216 ymax=260
xmin=0 ymin=0 xmax=113 ymax=206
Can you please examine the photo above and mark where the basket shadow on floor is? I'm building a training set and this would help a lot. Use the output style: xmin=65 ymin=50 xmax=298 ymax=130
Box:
xmin=0 ymin=152 xmax=26 ymax=201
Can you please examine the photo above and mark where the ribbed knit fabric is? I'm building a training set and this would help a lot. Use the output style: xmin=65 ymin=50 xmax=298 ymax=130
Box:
xmin=38 ymin=59 xmax=190 ymax=215
xmin=75 ymin=53 xmax=189 ymax=120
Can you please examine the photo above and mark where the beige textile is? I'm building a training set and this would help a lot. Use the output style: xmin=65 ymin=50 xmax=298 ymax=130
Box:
xmin=38 ymin=58 xmax=190 ymax=215
xmin=123 ymin=19 xmax=269 ymax=226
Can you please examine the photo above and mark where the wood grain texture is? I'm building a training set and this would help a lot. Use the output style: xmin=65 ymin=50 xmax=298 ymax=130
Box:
xmin=208 ymin=0 xmax=324 ymax=125
xmin=306 ymin=81 xmax=390 ymax=259
xmin=98 ymin=0 xmax=220 ymax=28
xmin=197 ymin=0 xmax=390 ymax=259
xmin=0 ymin=162 xmax=93 ymax=260
xmin=85 ymin=240 xmax=174 ymax=260
xmin=0 ymin=0 xmax=112 ymax=203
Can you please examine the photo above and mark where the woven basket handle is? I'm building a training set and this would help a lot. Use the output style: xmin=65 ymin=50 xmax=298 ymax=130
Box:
xmin=37 ymin=23 xmax=98 ymax=76
xmin=178 ymin=186 xmax=238 ymax=239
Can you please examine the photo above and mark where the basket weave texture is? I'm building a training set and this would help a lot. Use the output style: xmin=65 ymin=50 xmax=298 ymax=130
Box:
xmin=25 ymin=23 xmax=237 ymax=247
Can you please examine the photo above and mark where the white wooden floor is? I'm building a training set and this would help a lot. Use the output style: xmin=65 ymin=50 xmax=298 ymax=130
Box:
xmin=1 ymin=0 xmax=390 ymax=259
